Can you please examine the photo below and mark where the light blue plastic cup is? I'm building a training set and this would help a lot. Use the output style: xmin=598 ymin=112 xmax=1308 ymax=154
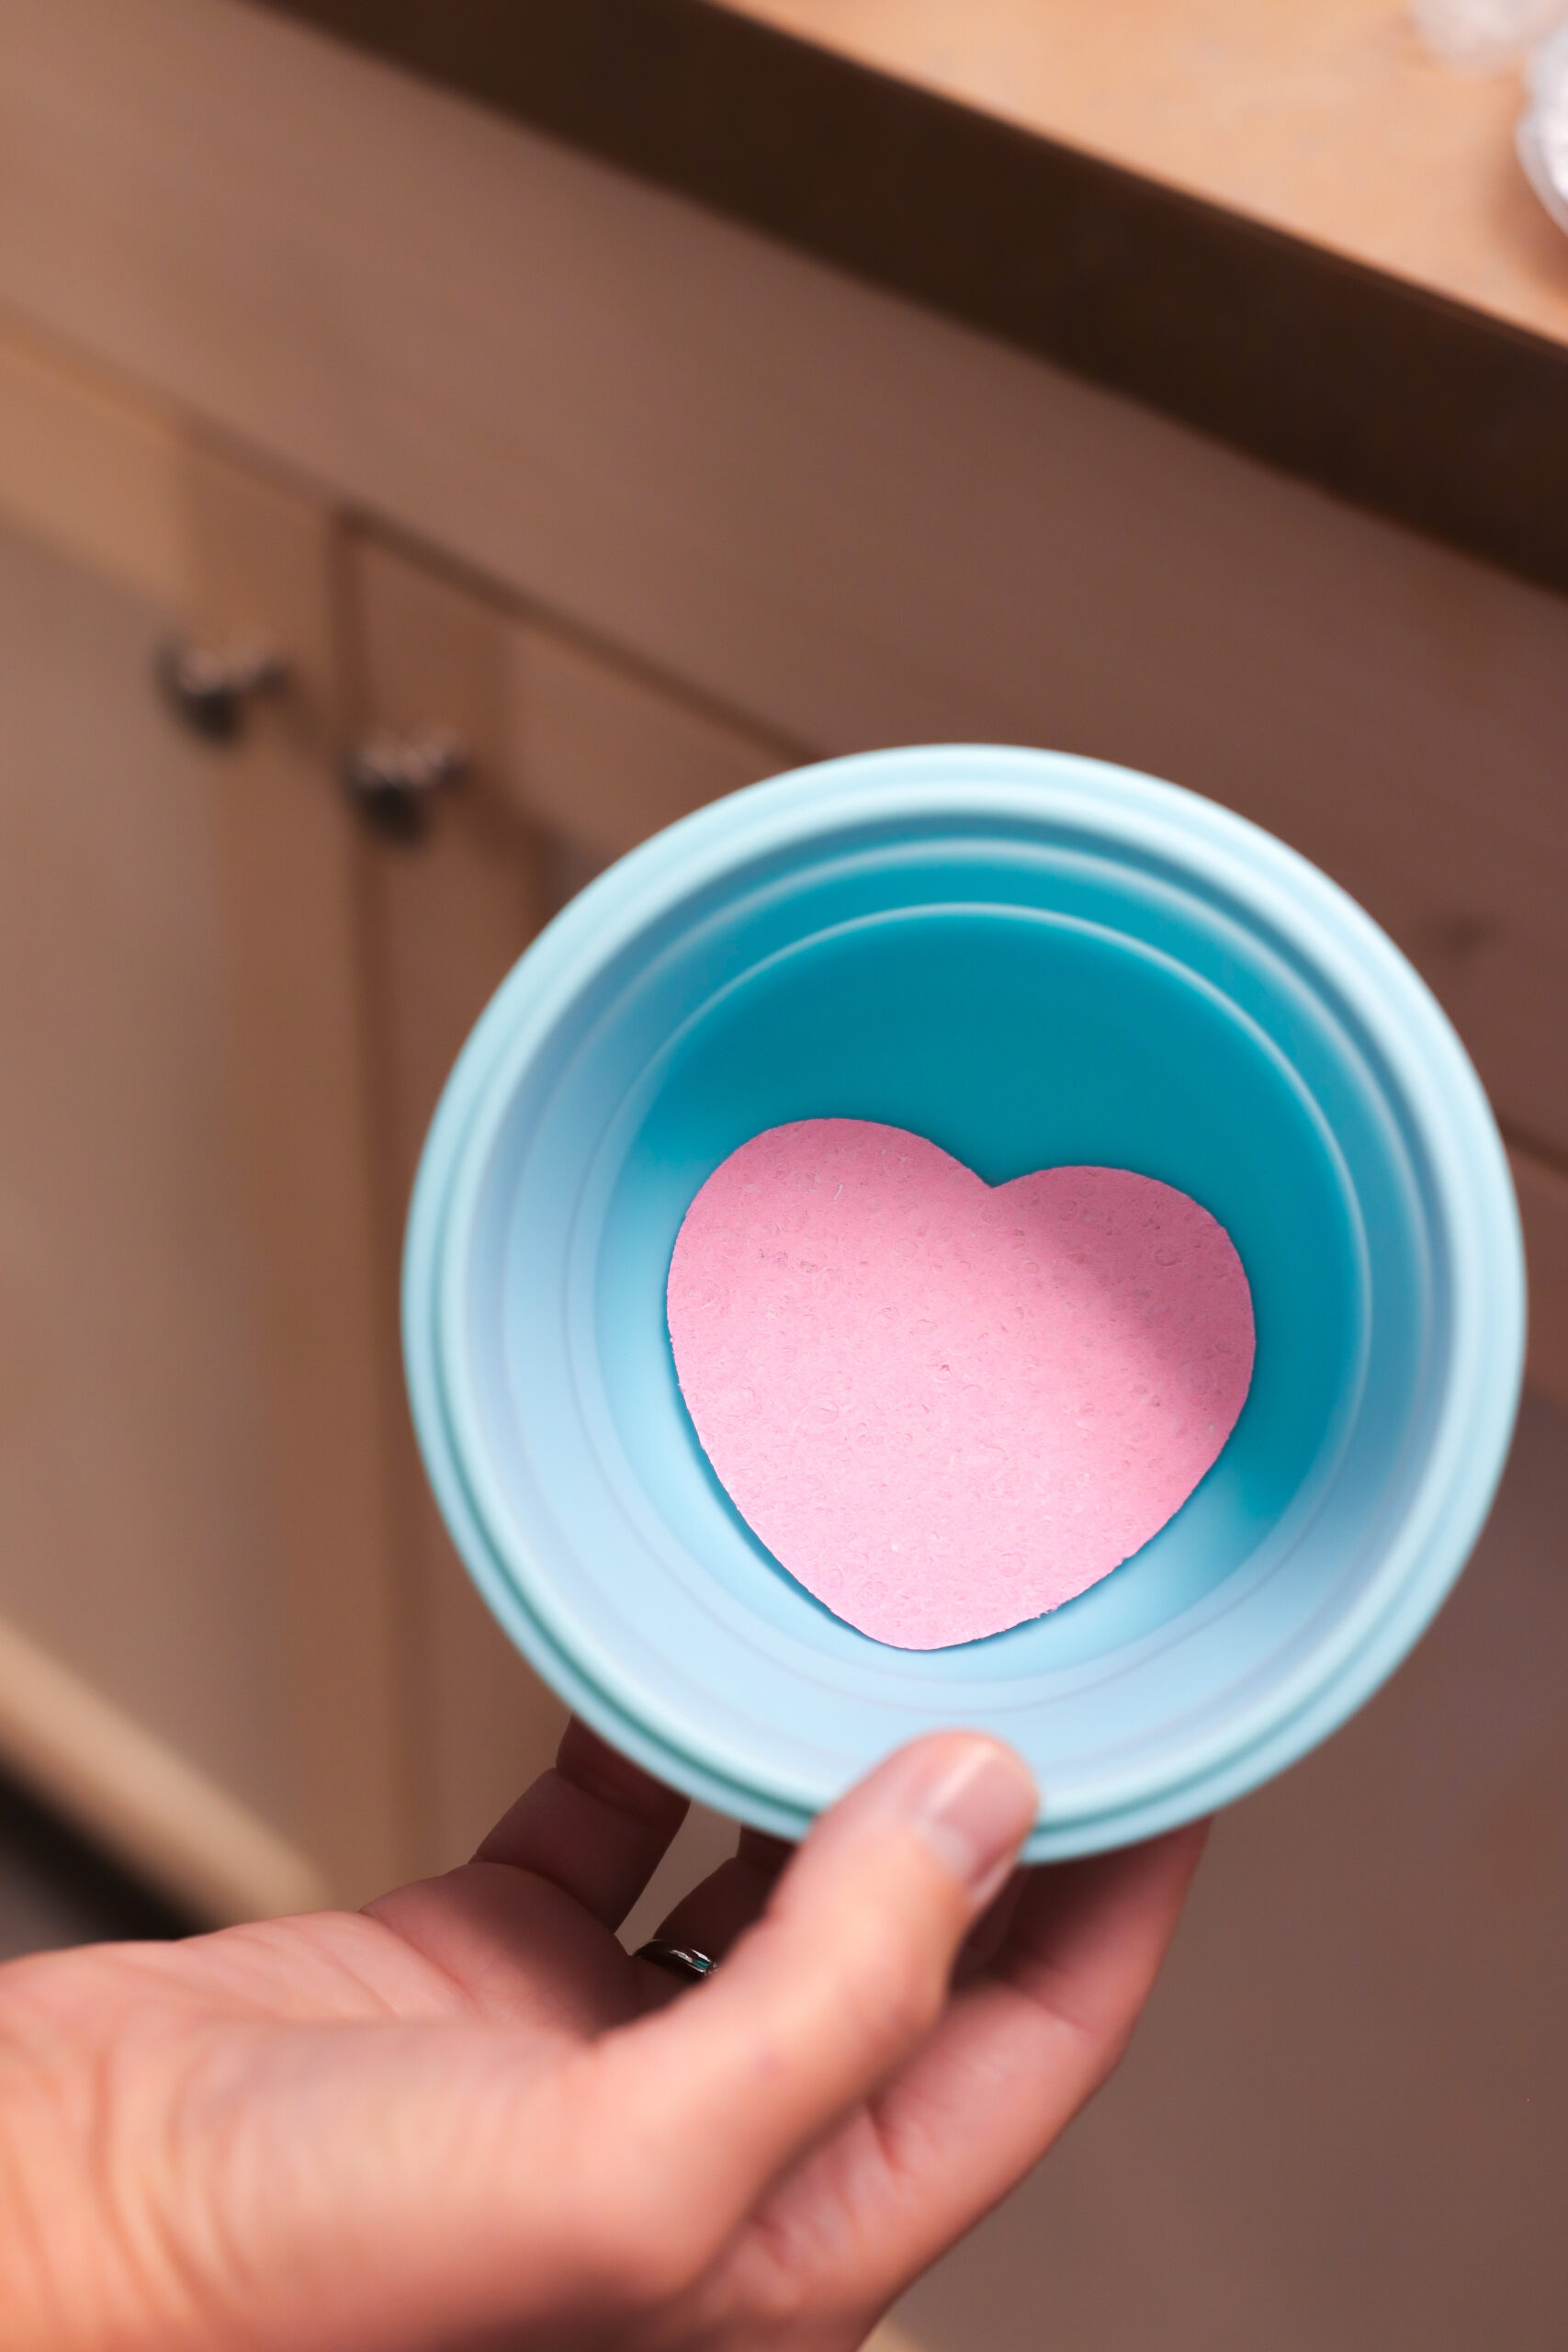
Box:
xmin=403 ymin=747 xmax=1524 ymax=1859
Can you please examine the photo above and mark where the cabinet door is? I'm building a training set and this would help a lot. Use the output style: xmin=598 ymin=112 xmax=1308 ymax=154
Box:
xmin=510 ymin=616 xmax=807 ymax=865
xmin=347 ymin=526 xmax=791 ymax=1865
xmin=0 ymin=322 xmax=406 ymax=1917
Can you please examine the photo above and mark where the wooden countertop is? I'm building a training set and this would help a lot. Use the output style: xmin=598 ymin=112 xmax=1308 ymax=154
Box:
xmin=728 ymin=0 xmax=1568 ymax=356
xmin=255 ymin=0 xmax=1568 ymax=593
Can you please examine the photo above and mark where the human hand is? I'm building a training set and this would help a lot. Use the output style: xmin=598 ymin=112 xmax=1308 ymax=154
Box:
xmin=0 ymin=1721 xmax=1203 ymax=2351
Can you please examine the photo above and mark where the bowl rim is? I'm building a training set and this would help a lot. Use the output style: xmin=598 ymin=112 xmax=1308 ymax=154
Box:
xmin=403 ymin=745 xmax=1525 ymax=1855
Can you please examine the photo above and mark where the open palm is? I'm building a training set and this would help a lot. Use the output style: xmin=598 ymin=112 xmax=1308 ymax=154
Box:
xmin=0 ymin=1720 xmax=1202 ymax=2351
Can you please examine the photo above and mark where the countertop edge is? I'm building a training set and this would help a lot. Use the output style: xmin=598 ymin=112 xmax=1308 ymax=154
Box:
xmin=252 ymin=0 xmax=1568 ymax=597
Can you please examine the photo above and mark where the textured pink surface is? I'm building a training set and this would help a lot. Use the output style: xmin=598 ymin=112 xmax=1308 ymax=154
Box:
xmin=667 ymin=1119 xmax=1255 ymax=1648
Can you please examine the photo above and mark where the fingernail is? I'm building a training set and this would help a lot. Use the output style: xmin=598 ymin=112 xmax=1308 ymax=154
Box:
xmin=906 ymin=1741 xmax=1038 ymax=1907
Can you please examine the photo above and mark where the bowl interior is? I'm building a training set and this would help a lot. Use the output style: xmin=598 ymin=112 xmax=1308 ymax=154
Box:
xmin=598 ymin=905 xmax=1358 ymax=1667
xmin=446 ymin=808 xmax=1444 ymax=1854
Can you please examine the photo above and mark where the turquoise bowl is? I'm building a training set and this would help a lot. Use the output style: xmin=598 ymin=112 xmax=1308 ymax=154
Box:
xmin=403 ymin=747 xmax=1523 ymax=1859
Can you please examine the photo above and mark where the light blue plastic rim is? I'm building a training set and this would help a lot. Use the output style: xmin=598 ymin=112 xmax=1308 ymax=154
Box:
xmin=404 ymin=747 xmax=1525 ymax=1857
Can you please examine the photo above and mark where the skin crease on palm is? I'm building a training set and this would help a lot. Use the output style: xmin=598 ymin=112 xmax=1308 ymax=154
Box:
xmin=0 ymin=1717 xmax=1204 ymax=2352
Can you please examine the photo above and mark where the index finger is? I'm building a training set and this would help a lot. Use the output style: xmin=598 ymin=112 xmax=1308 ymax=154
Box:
xmin=473 ymin=1718 xmax=690 ymax=1928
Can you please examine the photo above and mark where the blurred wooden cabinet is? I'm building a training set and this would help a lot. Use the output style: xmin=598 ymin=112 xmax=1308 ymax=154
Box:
xmin=1 ymin=305 xmax=1566 ymax=1925
xmin=0 ymin=320 xmax=785 ymax=1917
xmin=3 ymin=293 xmax=1568 ymax=1936
xmin=0 ymin=325 xmax=400 ymax=1917
xmin=346 ymin=526 xmax=786 ymax=1866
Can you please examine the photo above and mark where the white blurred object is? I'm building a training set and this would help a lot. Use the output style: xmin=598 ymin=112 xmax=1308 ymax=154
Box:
xmin=1517 ymin=19 xmax=1568 ymax=228
xmin=1414 ymin=0 xmax=1568 ymax=240
xmin=1412 ymin=0 xmax=1567 ymax=67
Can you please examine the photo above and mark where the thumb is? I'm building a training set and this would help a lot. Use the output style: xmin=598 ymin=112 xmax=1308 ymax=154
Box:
xmin=572 ymin=1735 xmax=1037 ymax=2271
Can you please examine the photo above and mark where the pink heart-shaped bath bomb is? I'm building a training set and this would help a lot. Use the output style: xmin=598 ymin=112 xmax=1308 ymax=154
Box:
xmin=667 ymin=1119 xmax=1255 ymax=1648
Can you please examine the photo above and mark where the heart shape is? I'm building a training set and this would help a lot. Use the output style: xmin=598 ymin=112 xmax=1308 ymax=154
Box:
xmin=667 ymin=1119 xmax=1255 ymax=1648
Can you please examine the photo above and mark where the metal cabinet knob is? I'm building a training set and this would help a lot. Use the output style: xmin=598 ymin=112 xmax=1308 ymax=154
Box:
xmin=156 ymin=639 xmax=288 ymax=742
xmin=343 ymin=729 xmax=468 ymax=840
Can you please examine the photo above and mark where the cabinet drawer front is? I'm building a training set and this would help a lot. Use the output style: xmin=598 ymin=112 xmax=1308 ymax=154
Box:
xmin=512 ymin=621 xmax=789 ymax=863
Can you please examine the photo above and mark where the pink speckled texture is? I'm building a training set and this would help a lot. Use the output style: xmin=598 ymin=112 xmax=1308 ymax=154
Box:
xmin=667 ymin=1119 xmax=1255 ymax=1648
